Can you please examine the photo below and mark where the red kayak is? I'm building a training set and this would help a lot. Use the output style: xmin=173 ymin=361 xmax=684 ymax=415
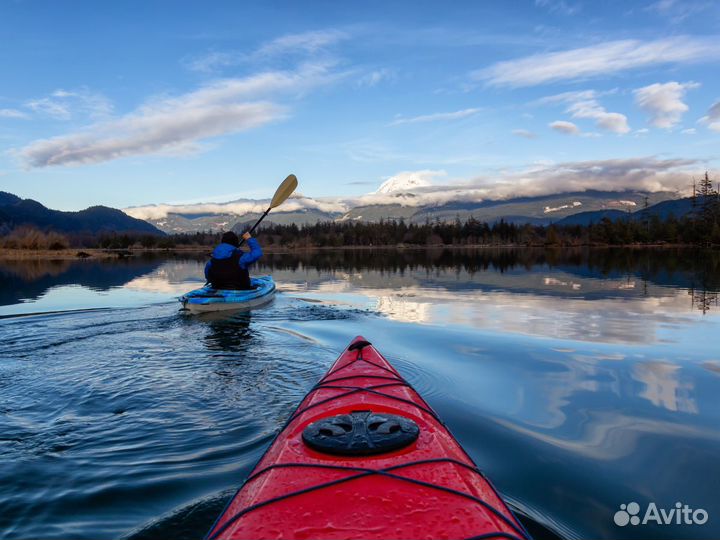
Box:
xmin=206 ymin=337 xmax=530 ymax=540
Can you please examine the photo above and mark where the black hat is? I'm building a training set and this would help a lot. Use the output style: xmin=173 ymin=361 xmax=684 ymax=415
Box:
xmin=221 ymin=231 xmax=240 ymax=247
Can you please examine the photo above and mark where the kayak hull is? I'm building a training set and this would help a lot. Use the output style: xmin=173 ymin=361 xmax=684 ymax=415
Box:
xmin=179 ymin=276 xmax=275 ymax=313
xmin=207 ymin=336 xmax=529 ymax=540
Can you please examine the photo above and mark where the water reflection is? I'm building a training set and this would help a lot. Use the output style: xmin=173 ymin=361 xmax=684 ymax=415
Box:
xmin=2 ymin=249 xmax=718 ymax=302
xmin=0 ymin=256 xmax=165 ymax=308
xmin=634 ymin=362 xmax=698 ymax=413
xmin=2 ymin=249 xmax=719 ymax=342
xmin=2 ymin=249 xmax=719 ymax=540
xmin=689 ymin=288 xmax=719 ymax=314
xmin=200 ymin=311 xmax=253 ymax=352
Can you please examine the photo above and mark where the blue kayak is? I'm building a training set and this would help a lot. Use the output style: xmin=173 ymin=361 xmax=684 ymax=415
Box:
xmin=179 ymin=276 xmax=276 ymax=313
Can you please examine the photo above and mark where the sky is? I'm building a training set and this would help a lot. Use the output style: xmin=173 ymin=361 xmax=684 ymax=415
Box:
xmin=1 ymin=0 xmax=719 ymax=212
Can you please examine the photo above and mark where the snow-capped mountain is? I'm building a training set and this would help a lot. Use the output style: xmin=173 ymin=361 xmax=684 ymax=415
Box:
xmin=125 ymin=162 xmax=691 ymax=233
xmin=374 ymin=171 xmax=435 ymax=194
xmin=124 ymin=194 xmax=346 ymax=233
xmin=126 ymin=190 xmax=679 ymax=233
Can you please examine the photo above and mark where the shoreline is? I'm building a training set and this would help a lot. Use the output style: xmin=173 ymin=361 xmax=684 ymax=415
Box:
xmin=0 ymin=243 xmax=713 ymax=261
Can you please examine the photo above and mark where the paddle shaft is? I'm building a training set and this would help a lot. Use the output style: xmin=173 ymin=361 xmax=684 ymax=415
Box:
xmin=238 ymin=207 xmax=270 ymax=246
xmin=236 ymin=173 xmax=298 ymax=246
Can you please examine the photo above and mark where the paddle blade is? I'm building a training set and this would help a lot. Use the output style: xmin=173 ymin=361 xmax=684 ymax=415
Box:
xmin=270 ymin=174 xmax=298 ymax=209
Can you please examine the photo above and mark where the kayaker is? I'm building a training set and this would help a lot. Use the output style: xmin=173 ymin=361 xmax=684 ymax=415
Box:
xmin=205 ymin=231 xmax=263 ymax=290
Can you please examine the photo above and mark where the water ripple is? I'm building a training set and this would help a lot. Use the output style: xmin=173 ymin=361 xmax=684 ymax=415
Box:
xmin=2 ymin=253 xmax=719 ymax=540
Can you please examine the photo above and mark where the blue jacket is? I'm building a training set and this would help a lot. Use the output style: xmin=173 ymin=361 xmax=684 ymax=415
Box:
xmin=204 ymin=238 xmax=263 ymax=280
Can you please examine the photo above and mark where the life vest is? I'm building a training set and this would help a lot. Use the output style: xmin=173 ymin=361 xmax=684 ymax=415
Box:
xmin=207 ymin=250 xmax=252 ymax=290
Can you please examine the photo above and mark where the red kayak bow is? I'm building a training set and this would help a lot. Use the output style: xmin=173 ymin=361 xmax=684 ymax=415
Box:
xmin=207 ymin=337 xmax=530 ymax=540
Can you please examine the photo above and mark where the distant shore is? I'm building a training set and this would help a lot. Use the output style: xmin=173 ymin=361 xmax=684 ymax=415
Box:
xmin=0 ymin=243 xmax=711 ymax=261
xmin=0 ymin=248 xmax=211 ymax=260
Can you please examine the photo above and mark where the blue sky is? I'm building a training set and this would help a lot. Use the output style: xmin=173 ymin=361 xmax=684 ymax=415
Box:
xmin=1 ymin=0 xmax=719 ymax=212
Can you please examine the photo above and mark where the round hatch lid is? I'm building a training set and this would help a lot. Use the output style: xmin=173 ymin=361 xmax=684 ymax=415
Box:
xmin=302 ymin=410 xmax=419 ymax=456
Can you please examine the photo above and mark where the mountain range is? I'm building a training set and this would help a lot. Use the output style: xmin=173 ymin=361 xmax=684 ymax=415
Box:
xmin=0 ymin=192 xmax=163 ymax=236
xmin=555 ymin=197 xmax=700 ymax=226
xmin=0 ymin=185 xmax=695 ymax=239
xmin=126 ymin=189 xmax=681 ymax=234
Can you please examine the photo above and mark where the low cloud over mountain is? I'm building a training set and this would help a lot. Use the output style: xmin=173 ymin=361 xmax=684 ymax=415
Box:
xmin=123 ymin=157 xmax=698 ymax=233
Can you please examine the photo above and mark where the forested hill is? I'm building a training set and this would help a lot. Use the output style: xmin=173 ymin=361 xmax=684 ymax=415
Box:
xmin=555 ymin=197 xmax=701 ymax=226
xmin=0 ymin=192 xmax=164 ymax=236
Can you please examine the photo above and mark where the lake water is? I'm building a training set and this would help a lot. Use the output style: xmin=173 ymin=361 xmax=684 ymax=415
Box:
xmin=1 ymin=248 xmax=719 ymax=540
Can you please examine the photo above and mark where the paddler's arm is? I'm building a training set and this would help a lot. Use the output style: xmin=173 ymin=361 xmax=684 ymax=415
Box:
xmin=204 ymin=260 xmax=212 ymax=280
xmin=239 ymin=233 xmax=262 ymax=269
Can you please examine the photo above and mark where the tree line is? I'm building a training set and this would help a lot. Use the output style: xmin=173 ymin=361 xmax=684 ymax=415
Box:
xmin=7 ymin=206 xmax=716 ymax=251
xmin=89 ymin=205 xmax=717 ymax=249
xmin=258 ymin=206 xmax=720 ymax=247
xmin=2 ymin=178 xmax=718 ymax=250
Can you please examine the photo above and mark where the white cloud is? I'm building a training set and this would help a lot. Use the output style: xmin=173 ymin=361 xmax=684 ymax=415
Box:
xmin=514 ymin=158 xmax=687 ymax=195
xmin=25 ymin=97 xmax=71 ymax=120
xmin=17 ymin=63 xmax=340 ymax=168
xmin=125 ymin=158 xmax=700 ymax=220
xmin=25 ymin=88 xmax=113 ymax=120
xmin=535 ymin=0 xmax=581 ymax=15
xmin=567 ymin=99 xmax=630 ymax=134
xmin=512 ymin=129 xmax=538 ymax=139
xmin=646 ymin=0 xmax=711 ymax=23
xmin=457 ymin=157 xmax=697 ymax=201
xmin=634 ymin=81 xmax=699 ymax=128
xmin=255 ymin=30 xmax=347 ymax=58
xmin=185 ymin=51 xmax=238 ymax=74
xmin=708 ymin=101 xmax=720 ymax=118
xmin=549 ymin=120 xmax=580 ymax=135
xmin=536 ymin=89 xmax=629 ymax=134
xmin=0 ymin=108 xmax=28 ymax=119
xmin=358 ymin=68 xmax=394 ymax=87
xmin=699 ymin=100 xmax=720 ymax=132
xmin=535 ymin=90 xmax=600 ymax=105
xmin=473 ymin=36 xmax=720 ymax=87
xmin=185 ymin=30 xmax=347 ymax=73
xmin=125 ymin=194 xmax=347 ymax=221
xmin=595 ymin=113 xmax=630 ymax=133
xmin=390 ymin=108 xmax=481 ymax=125
xmin=352 ymin=158 xmax=695 ymax=207
xmin=21 ymin=102 xmax=284 ymax=168
xmin=681 ymin=128 xmax=697 ymax=134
